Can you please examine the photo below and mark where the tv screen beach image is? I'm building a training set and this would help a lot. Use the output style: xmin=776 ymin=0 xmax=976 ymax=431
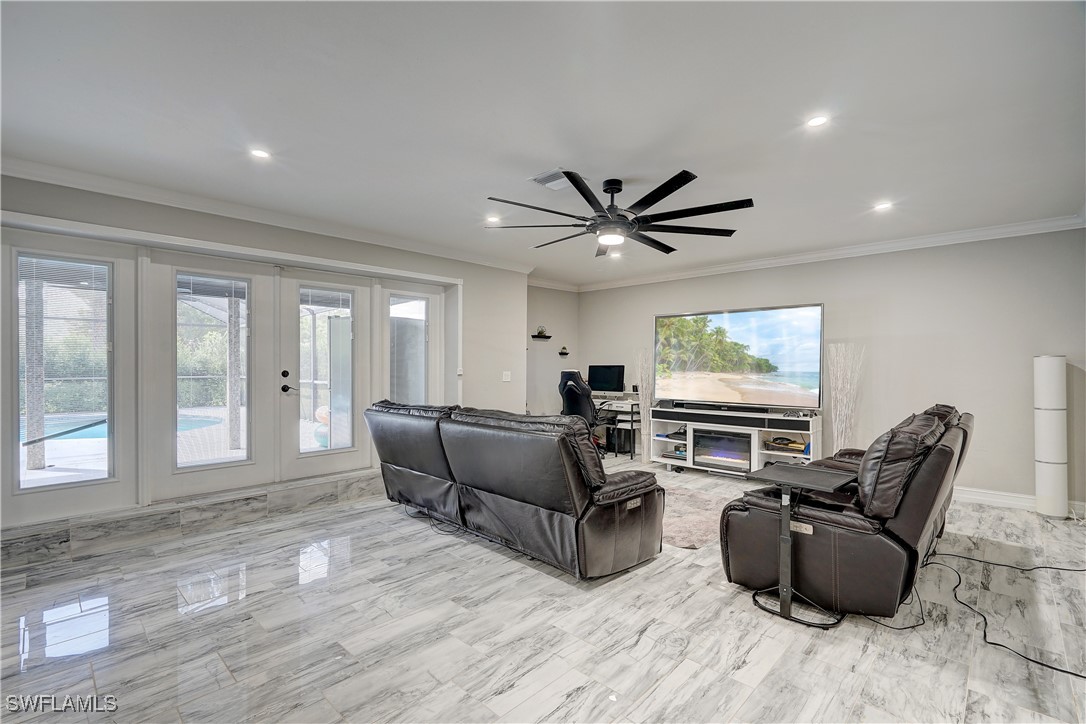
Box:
xmin=654 ymin=306 xmax=822 ymax=408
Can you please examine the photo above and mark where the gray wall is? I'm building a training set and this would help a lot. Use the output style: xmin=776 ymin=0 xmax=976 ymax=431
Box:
xmin=1 ymin=176 xmax=529 ymax=412
xmin=574 ymin=230 xmax=1086 ymax=502
xmin=526 ymin=286 xmax=580 ymax=415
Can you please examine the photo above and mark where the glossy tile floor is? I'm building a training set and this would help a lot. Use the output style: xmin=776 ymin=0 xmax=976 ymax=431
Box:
xmin=2 ymin=459 xmax=1084 ymax=723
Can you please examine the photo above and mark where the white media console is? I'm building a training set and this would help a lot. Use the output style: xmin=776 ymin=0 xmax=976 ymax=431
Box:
xmin=650 ymin=405 xmax=822 ymax=476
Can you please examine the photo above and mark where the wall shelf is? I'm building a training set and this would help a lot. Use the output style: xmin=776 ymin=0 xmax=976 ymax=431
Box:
xmin=530 ymin=334 xmax=552 ymax=340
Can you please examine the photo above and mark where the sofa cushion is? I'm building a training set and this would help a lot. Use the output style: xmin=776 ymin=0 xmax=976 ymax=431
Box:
xmin=370 ymin=399 xmax=459 ymax=417
xmin=364 ymin=401 xmax=457 ymax=482
xmin=452 ymin=408 xmax=607 ymax=489
xmin=857 ymin=413 xmax=945 ymax=519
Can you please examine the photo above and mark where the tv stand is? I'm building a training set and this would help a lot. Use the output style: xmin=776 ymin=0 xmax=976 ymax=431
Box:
xmin=650 ymin=406 xmax=822 ymax=476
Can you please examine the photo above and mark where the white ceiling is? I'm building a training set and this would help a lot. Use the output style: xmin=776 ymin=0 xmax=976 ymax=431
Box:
xmin=2 ymin=2 xmax=1084 ymax=288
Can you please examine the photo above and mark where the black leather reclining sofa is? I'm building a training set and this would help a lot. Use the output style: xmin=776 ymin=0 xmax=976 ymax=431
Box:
xmin=363 ymin=400 xmax=665 ymax=579
xmin=721 ymin=404 xmax=972 ymax=617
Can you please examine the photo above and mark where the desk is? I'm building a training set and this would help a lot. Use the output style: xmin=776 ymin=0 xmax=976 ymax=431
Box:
xmin=596 ymin=400 xmax=639 ymax=460
xmin=744 ymin=463 xmax=856 ymax=626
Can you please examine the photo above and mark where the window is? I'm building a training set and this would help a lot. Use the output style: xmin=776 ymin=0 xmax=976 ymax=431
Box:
xmin=297 ymin=287 xmax=353 ymax=453
xmin=17 ymin=255 xmax=111 ymax=488
xmin=389 ymin=294 xmax=428 ymax=404
xmin=175 ymin=273 xmax=249 ymax=467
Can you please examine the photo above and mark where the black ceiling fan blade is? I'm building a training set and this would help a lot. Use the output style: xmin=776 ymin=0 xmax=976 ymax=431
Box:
xmin=628 ymin=231 xmax=677 ymax=255
xmin=626 ymin=170 xmax=697 ymax=215
xmin=634 ymin=198 xmax=754 ymax=225
xmin=485 ymin=224 xmax=585 ymax=229
xmin=595 ymin=243 xmax=608 ymax=258
xmin=534 ymin=231 xmax=591 ymax=249
xmin=487 ymin=196 xmax=591 ymax=222
xmin=561 ymin=171 xmax=610 ymax=218
xmin=638 ymin=224 xmax=736 ymax=237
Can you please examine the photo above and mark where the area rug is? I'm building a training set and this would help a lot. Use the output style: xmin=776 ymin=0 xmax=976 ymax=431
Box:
xmin=662 ymin=487 xmax=728 ymax=549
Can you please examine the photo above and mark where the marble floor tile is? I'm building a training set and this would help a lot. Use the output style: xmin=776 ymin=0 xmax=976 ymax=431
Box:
xmin=858 ymin=638 xmax=970 ymax=722
xmin=503 ymin=669 xmax=626 ymax=723
xmin=965 ymin=689 xmax=1065 ymax=723
xmin=976 ymin=588 xmax=1065 ymax=655
xmin=178 ymin=495 xmax=267 ymax=538
xmin=2 ymin=459 xmax=1084 ymax=723
xmin=969 ymin=637 xmax=1081 ymax=723
xmin=69 ymin=512 xmax=180 ymax=559
xmin=454 ymin=651 xmax=573 ymax=716
xmin=560 ymin=633 xmax=683 ymax=701
xmin=629 ymin=657 xmax=753 ymax=723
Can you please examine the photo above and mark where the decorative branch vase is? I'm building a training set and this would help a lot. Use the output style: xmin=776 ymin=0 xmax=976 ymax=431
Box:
xmin=827 ymin=342 xmax=865 ymax=452
xmin=637 ymin=349 xmax=653 ymax=464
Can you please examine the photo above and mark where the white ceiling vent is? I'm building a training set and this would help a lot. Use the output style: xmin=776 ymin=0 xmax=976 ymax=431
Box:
xmin=528 ymin=167 xmax=580 ymax=190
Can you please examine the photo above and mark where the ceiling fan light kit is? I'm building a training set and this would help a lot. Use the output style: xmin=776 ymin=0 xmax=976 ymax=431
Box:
xmin=487 ymin=170 xmax=752 ymax=258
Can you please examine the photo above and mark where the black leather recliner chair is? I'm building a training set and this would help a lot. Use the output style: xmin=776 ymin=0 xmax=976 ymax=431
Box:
xmin=721 ymin=404 xmax=973 ymax=617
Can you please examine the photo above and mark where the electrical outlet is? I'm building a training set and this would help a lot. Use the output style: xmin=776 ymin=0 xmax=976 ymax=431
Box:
xmin=502 ymin=371 xmax=512 ymax=382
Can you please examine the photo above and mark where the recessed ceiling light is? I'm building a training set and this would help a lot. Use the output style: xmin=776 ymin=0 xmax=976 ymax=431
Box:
xmin=249 ymin=148 xmax=271 ymax=159
xmin=806 ymin=116 xmax=829 ymax=127
xmin=609 ymin=253 xmax=621 ymax=259
xmin=486 ymin=216 xmax=500 ymax=223
xmin=873 ymin=201 xmax=893 ymax=211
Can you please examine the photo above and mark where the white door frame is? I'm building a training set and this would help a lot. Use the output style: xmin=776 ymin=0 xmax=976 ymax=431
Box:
xmin=1 ymin=230 xmax=138 ymax=526
xmin=278 ymin=269 xmax=371 ymax=480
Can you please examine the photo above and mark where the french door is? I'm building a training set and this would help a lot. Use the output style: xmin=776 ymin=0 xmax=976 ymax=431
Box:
xmin=143 ymin=253 xmax=371 ymax=499
xmin=278 ymin=270 xmax=370 ymax=479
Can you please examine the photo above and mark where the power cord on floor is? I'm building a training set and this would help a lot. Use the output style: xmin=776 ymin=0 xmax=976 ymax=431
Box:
xmin=931 ymin=551 xmax=1086 ymax=572
xmin=402 ymin=505 xmax=461 ymax=536
xmin=925 ymin=554 xmax=1086 ymax=680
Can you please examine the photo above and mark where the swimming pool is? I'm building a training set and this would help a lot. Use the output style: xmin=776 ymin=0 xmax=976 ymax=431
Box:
xmin=19 ymin=415 xmax=221 ymax=441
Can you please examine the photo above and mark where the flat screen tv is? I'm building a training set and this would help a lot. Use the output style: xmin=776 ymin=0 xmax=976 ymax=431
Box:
xmin=588 ymin=364 xmax=625 ymax=392
xmin=654 ymin=303 xmax=823 ymax=409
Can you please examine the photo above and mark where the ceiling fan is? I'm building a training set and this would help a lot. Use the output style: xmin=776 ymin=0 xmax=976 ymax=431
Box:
xmin=486 ymin=170 xmax=753 ymax=257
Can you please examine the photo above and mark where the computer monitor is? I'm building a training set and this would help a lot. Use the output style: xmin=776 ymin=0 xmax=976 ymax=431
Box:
xmin=587 ymin=365 xmax=625 ymax=393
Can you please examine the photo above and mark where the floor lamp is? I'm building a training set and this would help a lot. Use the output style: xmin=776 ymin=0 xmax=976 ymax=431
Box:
xmin=1034 ymin=354 xmax=1068 ymax=518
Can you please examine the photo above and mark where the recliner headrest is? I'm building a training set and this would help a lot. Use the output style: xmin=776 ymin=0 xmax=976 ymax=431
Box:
xmin=922 ymin=403 xmax=961 ymax=427
xmin=857 ymin=413 xmax=945 ymax=519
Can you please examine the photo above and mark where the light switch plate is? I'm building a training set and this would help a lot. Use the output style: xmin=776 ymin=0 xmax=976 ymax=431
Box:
xmin=502 ymin=371 xmax=511 ymax=382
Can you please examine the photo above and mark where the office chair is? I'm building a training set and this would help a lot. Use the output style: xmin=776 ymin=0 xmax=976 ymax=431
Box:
xmin=559 ymin=370 xmax=596 ymax=426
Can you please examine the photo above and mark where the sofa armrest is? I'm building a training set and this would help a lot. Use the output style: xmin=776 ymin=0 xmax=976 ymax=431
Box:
xmin=742 ymin=488 xmax=880 ymax=534
xmin=832 ymin=448 xmax=866 ymax=462
xmin=593 ymin=470 xmax=658 ymax=504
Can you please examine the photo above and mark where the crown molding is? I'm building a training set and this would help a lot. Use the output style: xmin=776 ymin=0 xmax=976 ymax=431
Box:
xmin=1 ymin=157 xmax=536 ymax=276
xmin=527 ymin=277 xmax=580 ymax=292
xmin=1 ymin=211 xmax=465 ymax=287
xmin=574 ymin=214 xmax=1086 ymax=293
xmin=5 ymin=157 xmax=1080 ymax=293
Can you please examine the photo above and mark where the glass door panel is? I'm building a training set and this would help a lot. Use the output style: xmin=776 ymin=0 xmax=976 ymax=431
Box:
xmin=297 ymin=287 xmax=353 ymax=454
xmin=16 ymin=255 xmax=112 ymax=488
xmin=388 ymin=294 xmax=428 ymax=405
xmin=175 ymin=273 xmax=249 ymax=467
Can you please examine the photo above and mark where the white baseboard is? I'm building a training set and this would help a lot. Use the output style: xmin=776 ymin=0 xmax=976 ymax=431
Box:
xmin=955 ymin=486 xmax=1086 ymax=517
